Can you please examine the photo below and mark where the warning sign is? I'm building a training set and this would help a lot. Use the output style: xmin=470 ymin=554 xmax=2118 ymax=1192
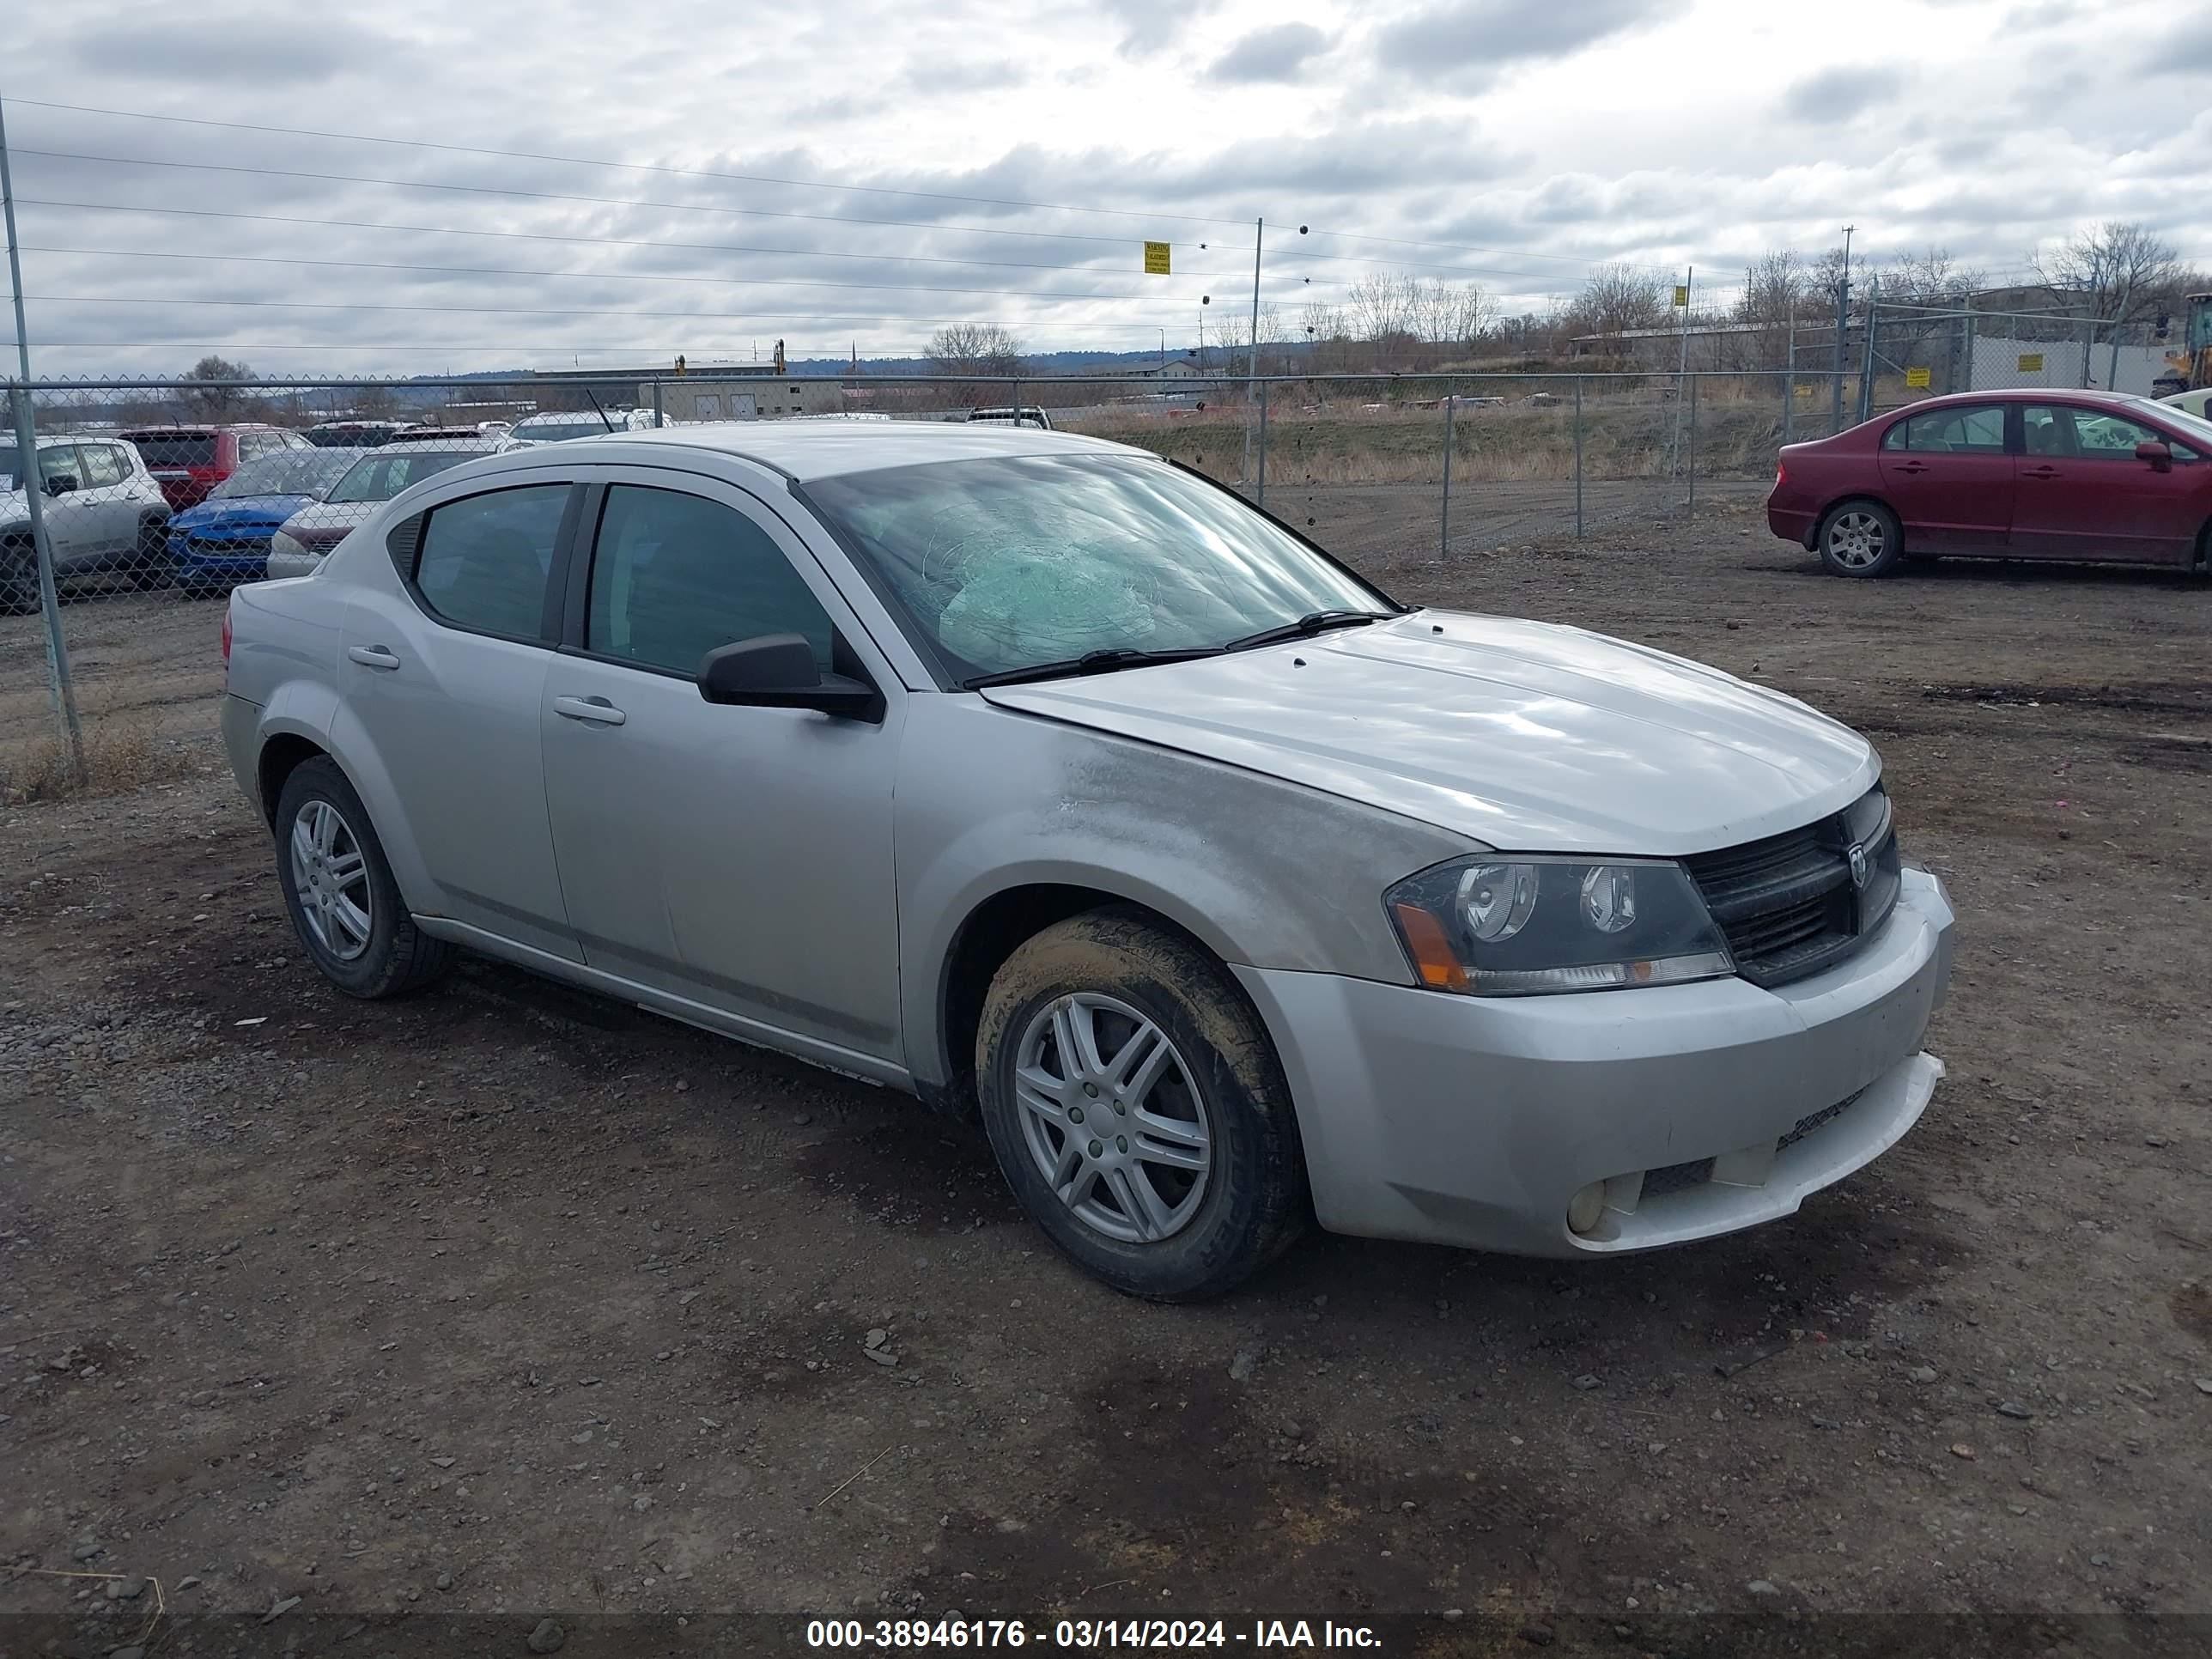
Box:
xmin=1905 ymin=367 xmax=1932 ymax=389
xmin=2017 ymin=352 xmax=2045 ymax=373
xmin=1672 ymin=285 xmax=1689 ymax=307
xmin=1143 ymin=241 xmax=1170 ymax=276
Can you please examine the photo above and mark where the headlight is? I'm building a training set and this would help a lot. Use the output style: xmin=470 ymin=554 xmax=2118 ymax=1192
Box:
xmin=1386 ymin=856 xmax=1734 ymax=995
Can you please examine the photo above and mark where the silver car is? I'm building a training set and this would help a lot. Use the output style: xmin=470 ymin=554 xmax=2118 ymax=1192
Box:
xmin=220 ymin=424 xmax=1955 ymax=1300
xmin=2 ymin=434 xmax=173 ymax=612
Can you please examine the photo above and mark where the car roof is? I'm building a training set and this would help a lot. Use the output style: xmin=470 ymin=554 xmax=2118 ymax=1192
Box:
xmin=1899 ymin=387 xmax=2153 ymax=410
xmin=463 ymin=422 xmax=1141 ymax=482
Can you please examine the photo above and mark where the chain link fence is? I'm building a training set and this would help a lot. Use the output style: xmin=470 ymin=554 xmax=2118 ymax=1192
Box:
xmin=3 ymin=368 xmax=1811 ymax=799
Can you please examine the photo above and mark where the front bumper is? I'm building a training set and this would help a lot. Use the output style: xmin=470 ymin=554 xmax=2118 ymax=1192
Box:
xmin=1236 ymin=866 xmax=1954 ymax=1257
xmin=169 ymin=532 xmax=270 ymax=584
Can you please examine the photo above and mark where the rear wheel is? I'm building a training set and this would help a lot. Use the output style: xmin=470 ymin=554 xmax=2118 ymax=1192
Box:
xmin=0 ymin=538 xmax=37 ymax=617
xmin=975 ymin=908 xmax=1308 ymax=1301
xmin=274 ymin=756 xmax=455 ymax=999
xmin=127 ymin=516 xmax=173 ymax=590
xmin=1817 ymin=501 xmax=1905 ymax=577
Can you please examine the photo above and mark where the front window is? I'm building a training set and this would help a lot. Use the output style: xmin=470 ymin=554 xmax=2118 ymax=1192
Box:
xmin=210 ymin=449 xmax=361 ymax=501
xmin=325 ymin=447 xmax=482 ymax=504
xmin=802 ymin=453 xmax=1393 ymax=683
xmin=2128 ymin=398 xmax=2212 ymax=459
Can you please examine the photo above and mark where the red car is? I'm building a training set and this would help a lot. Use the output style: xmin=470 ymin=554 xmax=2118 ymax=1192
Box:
xmin=118 ymin=422 xmax=313 ymax=512
xmin=1768 ymin=390 xmax=2212 ymax=575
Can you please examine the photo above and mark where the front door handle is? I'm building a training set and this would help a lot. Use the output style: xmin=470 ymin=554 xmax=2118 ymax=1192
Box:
xmin=2021 ymin=465 xmax=2059 ymax=480
xmin=348 ymin=644 xmax=401 ymax=669
xmin=553 ymin=695 xmax=627 ymax=726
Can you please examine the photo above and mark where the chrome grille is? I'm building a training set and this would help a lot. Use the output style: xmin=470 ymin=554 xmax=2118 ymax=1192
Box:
xmin=1686 ymin=787 xmax=1900 ymax=988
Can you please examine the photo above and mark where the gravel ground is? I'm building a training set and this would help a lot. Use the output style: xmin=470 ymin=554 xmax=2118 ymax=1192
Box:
xmin=3 ymin=491 xmax=2209 ymax=1656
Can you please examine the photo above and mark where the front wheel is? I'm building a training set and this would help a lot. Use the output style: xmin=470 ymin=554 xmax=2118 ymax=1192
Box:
xmin=975 ymin=908 xmax=1308 ymax=1301
xmin=0 ymin=541 xmax=37 ymax=617
xmin=274 ymin=756 xmax=455 ymax=999
xmin=1817 ymin=501 xmax=1905 ymax=577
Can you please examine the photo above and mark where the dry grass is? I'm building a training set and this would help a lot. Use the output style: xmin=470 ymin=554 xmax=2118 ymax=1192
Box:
xmin=0 ymin=712 xmax=198 ymax=805
xmin=1063 ymin=398 xmax=1795 ymax=487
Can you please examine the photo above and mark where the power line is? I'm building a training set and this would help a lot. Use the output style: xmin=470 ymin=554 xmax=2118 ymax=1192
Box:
xmin=5 ymin=98 xmax=1253 ymax=228
xmin=16 ymin=198 xmax=1316 ymax=283
xmin=15 ymin=244 xmax=1212 ymax=306
xmin=29 ymin=295 xmax=1182 ymax=329
xmin=9 ymin=148 xmax=1221 ymax=252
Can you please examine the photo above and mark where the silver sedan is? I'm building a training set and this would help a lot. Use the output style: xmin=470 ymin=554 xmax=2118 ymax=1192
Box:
xmin=220 ymin=423 xmax=1954 ymax=1299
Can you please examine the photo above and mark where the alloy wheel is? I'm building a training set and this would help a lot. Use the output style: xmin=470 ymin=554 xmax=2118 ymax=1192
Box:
xmin=1012 ymin=993 xmax=1212 ymax=1244
xmin=289 ymin=799 xmax=373 ymax=962
xmin=1827 ymin=510 xmax=1887 ymax=569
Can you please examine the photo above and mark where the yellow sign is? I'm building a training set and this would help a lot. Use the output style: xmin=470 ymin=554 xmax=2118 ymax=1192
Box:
xmin=1795 ymin=384 xmax=1814 ymax=398
xmin=1672 ymin=285 xmax=1689 ymax=307
xmin=2017 ymin=352 xmax=2045 ymax=373
xmin=1143 ymin=241 xmax=1170 ymax=276
xmin=1905 ymin=366 xmax=1932 ymax=389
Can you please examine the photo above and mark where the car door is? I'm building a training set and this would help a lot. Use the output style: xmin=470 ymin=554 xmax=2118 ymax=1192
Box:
xmin=33 ymin=443 xmax=99 ymax=574
xmin=1875 ymin=403 xmax=2015 ymax=550
xmin=2011 ymin=404 xmax=2206 ymax=564
xmin=76 ymin=443 xmax=138 ymax=564
xmin=337 ymin=475 xmax=584 ymax=963
xmin=539 ymin=473 xmax=905 ymax=1067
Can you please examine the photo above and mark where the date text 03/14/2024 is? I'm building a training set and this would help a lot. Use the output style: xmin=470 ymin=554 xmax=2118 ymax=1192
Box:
xmin=805 ymin=1619 xmax=1384 ymax=1650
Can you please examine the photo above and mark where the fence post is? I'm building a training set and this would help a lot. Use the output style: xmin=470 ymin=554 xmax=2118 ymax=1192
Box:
xmin=1686 ymin=374 xmax=1698 ymax=517
xmin=1255 ymin=379 xmax=1268 ymax=509
xmin=651 ymin=379 xmax=665 ymax=428
xmin=1440 ymin=390 xmax=1454 ymax=558
xmin=1783 ymin=315 xmax=1795 ymax=448
xmin=1856 ymin=276 xmax=1880 ymax=425
xmin=1961 ymin=296 xmax=1976 ymax=392
xmin=1572 ymin=376 xmax=1584 ymax=538
xmin=8 ymin=383 xmax=84 ymax=778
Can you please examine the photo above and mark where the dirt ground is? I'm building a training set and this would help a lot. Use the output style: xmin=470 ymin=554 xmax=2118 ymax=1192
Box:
xmin=3 ymin=489 xmax=2209 ymax=1656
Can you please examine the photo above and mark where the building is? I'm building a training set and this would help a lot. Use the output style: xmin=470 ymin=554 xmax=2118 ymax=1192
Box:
xmin=526 ymin=360 xmax=846 ymax=421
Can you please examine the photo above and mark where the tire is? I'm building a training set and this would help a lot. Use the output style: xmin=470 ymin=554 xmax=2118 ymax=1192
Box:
xmin=0 ymin=540 xmax=36 ymax=617
xmin=273 ymin=756 xmax=455 ymax=999
xmin=975 ymin=907 xmax=1308 ymax=1301
xmin=129 ymin=516 xmax=173 ymax=590
xmin=1816 ymin=501 xmax=1905 ymax=577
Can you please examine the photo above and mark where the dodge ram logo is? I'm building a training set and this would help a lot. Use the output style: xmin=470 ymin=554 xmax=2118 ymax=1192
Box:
xmin=1847 ymin=842 xmax=1869 ymax=890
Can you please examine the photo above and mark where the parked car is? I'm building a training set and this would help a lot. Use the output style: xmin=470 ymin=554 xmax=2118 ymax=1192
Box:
xmin=266 ymin=438 xmax=513 ymax=579
xmin=118 ymin=423 xmax=313 ymax=511
xmin=167 ymin=447 xmax=366 ymax=593
xmin=966 ymin=406 xmax=1054 ymax=430
xmin=507 ymin=408 xmax=657 ymax=445
xmin=1 ymin=434 xmax=173 ymax=613
xmin=304 ymin=420 xmax=414 ymax=450
xmin=2159 ymin=386 xmax=2212 ymax=422
xmin=1770 ymin=389 xmax=2212 ymax=574
xmin=223 ymin=422 xmax=1954 ymax=1300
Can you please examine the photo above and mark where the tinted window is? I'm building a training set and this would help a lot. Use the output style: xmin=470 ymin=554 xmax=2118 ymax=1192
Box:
xmin=1895 ymin=405 xmax=2006 ymax=453
xmin=414 ymin=486 xmax=568 ymax=639
xmin=123 ymin=431 xmax=217 ymax=467
xmin=586 ymin=486 xmax=831 ymax=675
xmin=82 ymin=445 xmax=128 ymax=486
xmin=803 ymin=453 xmax=1389 ymax=681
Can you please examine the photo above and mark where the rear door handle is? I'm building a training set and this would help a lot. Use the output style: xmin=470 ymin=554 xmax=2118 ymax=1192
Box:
xmin=553 ymin=695 xmax=627 ymax=726
xmin=1894 ymin=461 xmax=1929 ymax=474
xmin=2021 ymin=466 xmax=2059 ymax=479
xmin=347 ymin=645 xmax=400 ymax=669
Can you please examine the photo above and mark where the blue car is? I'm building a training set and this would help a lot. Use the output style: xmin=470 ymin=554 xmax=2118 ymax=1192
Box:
xmin=167 ymin=447 xmax=365 ymax=592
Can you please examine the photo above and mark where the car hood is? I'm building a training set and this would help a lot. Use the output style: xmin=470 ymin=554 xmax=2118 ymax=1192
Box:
xmin=979 ymin=611 xmax=1878 ymax=854
xmin=172 ymin=494 xmax=314 ymax=532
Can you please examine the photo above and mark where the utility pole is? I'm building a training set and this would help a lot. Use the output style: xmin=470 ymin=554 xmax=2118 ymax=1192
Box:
xmin=1833 ymin=223 xmax=1854 ymax=432
xmin=0 ymin=91 xmax=83 ymax=776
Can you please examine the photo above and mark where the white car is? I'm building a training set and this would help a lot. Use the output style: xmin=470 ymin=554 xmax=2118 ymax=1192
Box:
xmin=266 ymin=437 xmax=514 ymax=580
xmin=2159 ymin=386 xmax=2212 ymax=422
xmin=508 ymin=409 xmax=659 ymax=445
xmin=2 ymin=434 xmax=173 ymax=612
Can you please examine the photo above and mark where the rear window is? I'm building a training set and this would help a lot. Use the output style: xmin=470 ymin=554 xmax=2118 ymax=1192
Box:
xmin=210 ymin=449 xmax=362 ymax=501
xmin=123 ymin=431 xmax=218 ymax=468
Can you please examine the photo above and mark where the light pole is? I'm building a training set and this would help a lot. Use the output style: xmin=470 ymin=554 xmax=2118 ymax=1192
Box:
xmin=1833 ymin=223 xmax=1855 ymax=430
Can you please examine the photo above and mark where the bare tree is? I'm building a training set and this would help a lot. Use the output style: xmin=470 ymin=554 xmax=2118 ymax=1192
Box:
xmin=927 ymin=324 xmax=1024 ymax=403
xmin=1405 ymin=279 xmax=1486 ymax=360
xmin=1867 ymin=246 xmax=1985 ymax=369
xmin=182 ymin=354 xmax=258 ymax=421
xmin=1562 ymin=264 xmax=1670 ymax=343
xmin=1346 ymin=272 xmax=1410 ymax=348
xmin=2035 ymin=221 xmax=2182 ymax=331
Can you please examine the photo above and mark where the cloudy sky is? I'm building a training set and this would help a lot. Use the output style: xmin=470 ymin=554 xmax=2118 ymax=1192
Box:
xmin=3 ymin=0 xmax=2208 ymax=376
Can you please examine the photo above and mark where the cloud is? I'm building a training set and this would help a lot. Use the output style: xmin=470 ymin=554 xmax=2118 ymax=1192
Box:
xmin=2140 ymin=15 xmax=2212 ymax=76
xmin=1099 ymin=0 xmax=1222 ymax=58
xmin=1208 ymin=23 xmax=1332 ymax=84
xmin=1781 ymin=65 xmax=1916 ymax=124
xmin=902 ymin=58 xmax=1025 ymax=94
xmin=64 ymin=9 xmax=409 ymax=83
xmin=1372 ymin=0 xmax=1685 ymax=88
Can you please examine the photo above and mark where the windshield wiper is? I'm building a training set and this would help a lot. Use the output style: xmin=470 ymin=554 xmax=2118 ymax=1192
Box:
xmin=1224 ymin=609 xmax=1393 ymax=652
xmin=964 ymin=646 xmax=1224 ymax=690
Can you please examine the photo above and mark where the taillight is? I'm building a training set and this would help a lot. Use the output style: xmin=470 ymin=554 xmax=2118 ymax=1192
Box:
xmin=221 ymin=605 xmax=233 ymax=666
xmin=1775 ymin=462 xmax=1788 ymax=488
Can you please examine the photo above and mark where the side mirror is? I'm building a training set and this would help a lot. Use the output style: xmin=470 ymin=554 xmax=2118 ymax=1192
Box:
xmin=44 ymin=473 xmax=77 ymax=497
xmin=2136 ymin=440 xmax=2173 ymax=471
xmin=696 ymin=633 xmax=880 ymax=721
